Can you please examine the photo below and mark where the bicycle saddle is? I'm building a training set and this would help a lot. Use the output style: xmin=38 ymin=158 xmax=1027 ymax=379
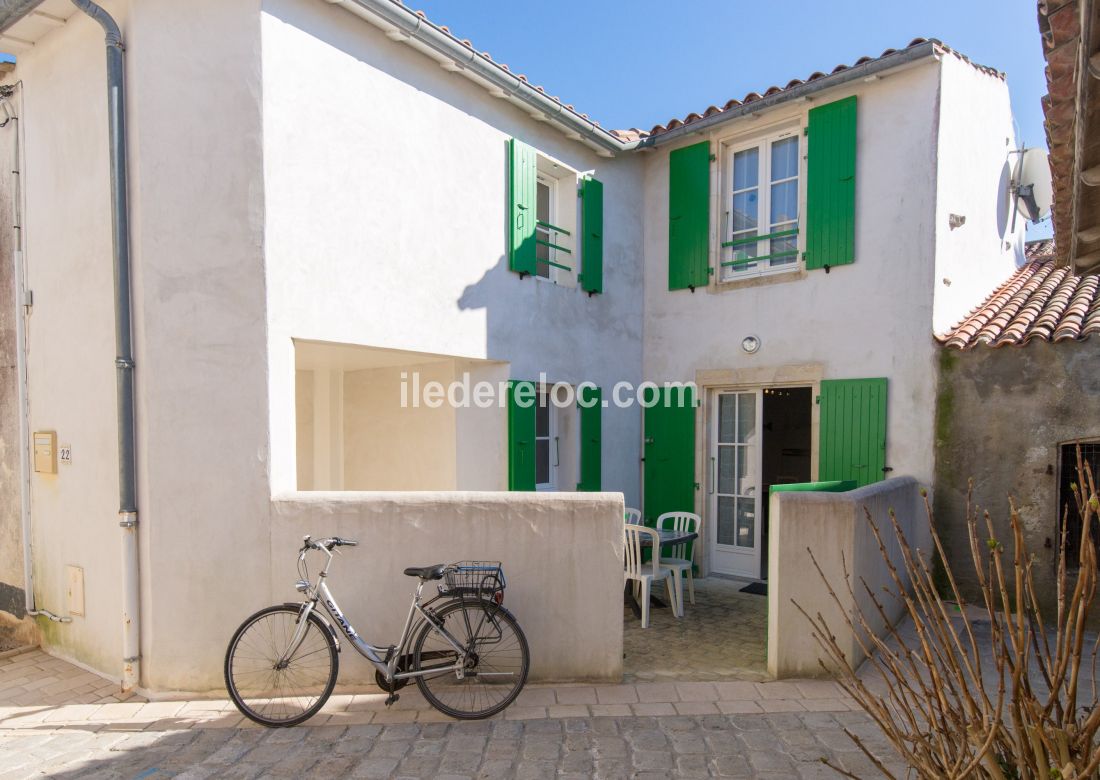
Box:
xmin=403 ymin=564 xmax=446 ymax=580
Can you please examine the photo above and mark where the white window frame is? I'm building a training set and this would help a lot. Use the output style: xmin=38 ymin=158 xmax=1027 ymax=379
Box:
xmin=535 ymin=174 xmax=558 ymax=280
xmin=535 ymin=386 xmax=559 ymax=490
xmin=719 ymin=124 xmax=803 ymax=282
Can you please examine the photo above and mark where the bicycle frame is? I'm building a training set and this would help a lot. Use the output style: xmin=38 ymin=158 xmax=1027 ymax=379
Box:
xmin=281 ymin=545 xmax=473 ymax=685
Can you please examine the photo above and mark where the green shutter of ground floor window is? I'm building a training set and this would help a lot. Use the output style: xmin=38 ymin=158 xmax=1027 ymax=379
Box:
xmin=508 ymin=380 xmax=536 ymax=490
xmin=818 ymin=378 xmax=886 ymax=488
xmin=668 ymin=141 xmax=711 ymax=290
xmin=580 ymin=177 xmax=603 ymax=294
xmin=642 ymin=385 xmax=697 ymax=523
xmin=577 ymin=386 xmax=602 ymax=491
xmin=509 ymin=138 xmax=538 ymax=276
xmin=805 ymin=96 xmax=857 ymax=271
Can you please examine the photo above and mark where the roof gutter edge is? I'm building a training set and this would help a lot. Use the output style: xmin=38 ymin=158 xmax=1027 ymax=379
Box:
xmin=0 ymin=0 xmax=45 ymax=34
xmin=637 ymin=41 xmax=942 ymax=149
xmin=327 ymin=0 xmax=634 ymax=154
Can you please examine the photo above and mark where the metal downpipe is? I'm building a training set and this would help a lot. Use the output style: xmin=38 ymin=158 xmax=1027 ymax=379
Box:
xmin=70 ymin=0 xmax=140 ymax=691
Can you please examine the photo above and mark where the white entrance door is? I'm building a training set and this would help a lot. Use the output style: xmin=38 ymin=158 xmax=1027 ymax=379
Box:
xmin=709 ymin=391 xmax=762 ymax=578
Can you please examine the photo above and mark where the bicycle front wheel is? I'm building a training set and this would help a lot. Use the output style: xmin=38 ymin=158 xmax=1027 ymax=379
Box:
xmin=224 ymin=605 xmax=339 ymax=727
xmin=413 ymin=599 xmax=529 ymax=719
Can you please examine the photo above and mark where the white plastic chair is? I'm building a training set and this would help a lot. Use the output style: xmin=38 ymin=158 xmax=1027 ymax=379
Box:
xmin=656 ymin=511 xmax=701 ymax=614
xmin=624 ymin=524 xmax=680 ymax=628
xmin=624 ymin=507 xmax=642 ymax=525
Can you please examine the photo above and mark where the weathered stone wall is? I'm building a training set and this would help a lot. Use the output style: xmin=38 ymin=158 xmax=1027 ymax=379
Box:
xmin=934 ymin=340 xmax=1100 ymax=615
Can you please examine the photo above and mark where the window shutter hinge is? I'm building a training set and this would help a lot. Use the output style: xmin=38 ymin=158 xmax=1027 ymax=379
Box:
xmin=815 ymin=395 xmax=821 ymax=405
xmin=709 ymin=153 xmax=716 ymax=162
xmin=803 ymin=127 xmax=809 ymax=136
xmin=708 ymin=267 xmax=714 ymax=275
xmin=824 ymin=264 xmax=831 ymax=274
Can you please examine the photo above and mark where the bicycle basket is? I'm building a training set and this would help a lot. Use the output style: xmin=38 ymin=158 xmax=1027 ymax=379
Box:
xmin=443 ymin=561 xmax=506 ymax=601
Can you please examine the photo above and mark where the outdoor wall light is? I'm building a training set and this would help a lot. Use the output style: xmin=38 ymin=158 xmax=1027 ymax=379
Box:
xmin=741 ymin=335 xmax=761 ymax=354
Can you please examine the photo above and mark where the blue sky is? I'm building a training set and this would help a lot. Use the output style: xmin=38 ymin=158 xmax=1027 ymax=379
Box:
xmin=413 ymin=0 xmax=1052 ymax=238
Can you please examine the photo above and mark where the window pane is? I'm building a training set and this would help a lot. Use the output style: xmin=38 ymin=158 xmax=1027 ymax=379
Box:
xmin=717 ymin=496 xmax=736 ymax=546
xmin=536 ymin=440 xmax=550 ymax=484
xmin=770 ymin=180 xmax=798 ymax=225
xmin=771 ymin=136 xmax=799 ymax=181
xmin=718 ymin=395 xmax=736 ymax=443
xmin=736 ymin=444 xmax=756 ymax=496
xmin=536 ymin=395 xmax=550 ymax=438
xmin=732 ymin=191 xmax=758 ymax=232
xmin=718 ymin=446 xmax=735 ymax=494
xmin=737 ymin=393 xmax=756 ymax=444
xmin=733 ymin=147 xmax=759 ymax=190
xmin=735 ymin=498 xmax=755 ymax=548
xmin=537 ymin=181 xmax=550 ymax=222
xmin=770 ymin=234 xmax=797 ymax=266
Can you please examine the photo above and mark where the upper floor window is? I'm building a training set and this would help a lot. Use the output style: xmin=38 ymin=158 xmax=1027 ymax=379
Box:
xmin=536 ymin=175 xmax=558 ymax=279
xmin=720 ymin=129 xmax=801 ymax=282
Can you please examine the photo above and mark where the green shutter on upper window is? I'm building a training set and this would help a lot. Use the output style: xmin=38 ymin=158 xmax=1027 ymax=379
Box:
xmin=818 ymin=378 xmax=886 ymax=488
xmin=580 ymin=177 xmax=603 ymax=294
xmin=805 ymin=96 xmax=857 ymax=271
xmin=507 ymin=380 xmax=536 ymax=490
xmin=576 ymin=386 xmax=602 ymax=491
xmin=508 ymin=138 xmax=538 ymax=276
xmin=668 ymin=141 xmax=711 ymax=290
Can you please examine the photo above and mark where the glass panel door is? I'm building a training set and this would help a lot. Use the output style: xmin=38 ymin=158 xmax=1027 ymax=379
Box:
xmin=709 ymin=390 xmax=761 ymax=578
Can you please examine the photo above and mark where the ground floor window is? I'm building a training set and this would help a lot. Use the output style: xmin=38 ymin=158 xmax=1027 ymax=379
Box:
xmin=535 ymin=387 xmax=557 ymax=489
xmin=1058 ymin=441 xmax=1100 ymax=565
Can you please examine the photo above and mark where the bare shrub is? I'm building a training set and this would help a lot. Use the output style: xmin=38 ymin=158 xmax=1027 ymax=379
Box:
xmin=798 ymin=448 xmax=1100 ymax=778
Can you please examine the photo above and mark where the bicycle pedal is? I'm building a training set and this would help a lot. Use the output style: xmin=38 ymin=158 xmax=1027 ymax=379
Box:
xmin=384 ymin=693 xmax=399 ymax=707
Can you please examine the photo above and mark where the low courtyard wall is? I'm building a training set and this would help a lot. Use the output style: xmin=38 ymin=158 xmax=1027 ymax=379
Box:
xmin=767 ymin=477 xmax=927 ymax=678
xmin=270 ymin=491 xmax=625 ymax=685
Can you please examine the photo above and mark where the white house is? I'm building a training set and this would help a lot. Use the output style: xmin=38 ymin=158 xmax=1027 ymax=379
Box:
xmin=0 ymin=0 xmax=1023 ymax=693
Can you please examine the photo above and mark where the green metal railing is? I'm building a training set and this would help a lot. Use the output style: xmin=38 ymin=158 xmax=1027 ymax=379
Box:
xmin=536 ymin=222 xmax=572 ymax=272
xmin=720 ymin=228 xmax=799 ymax=249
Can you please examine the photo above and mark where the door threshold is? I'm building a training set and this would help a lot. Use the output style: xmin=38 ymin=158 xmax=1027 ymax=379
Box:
xmin=707 ymin=573 xmax=767 ymax=585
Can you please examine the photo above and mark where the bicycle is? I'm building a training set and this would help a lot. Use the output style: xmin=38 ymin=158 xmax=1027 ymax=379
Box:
xmin=224 ymin=535 xmax=530 ymax=727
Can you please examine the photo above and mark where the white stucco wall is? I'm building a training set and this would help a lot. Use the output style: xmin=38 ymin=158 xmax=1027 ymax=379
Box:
xmin=269 ymin=491 xmax=625 ymax=687
xmin=642 ymin=61 xmax=943 ymax=497
xmin=5 ymin=3 xmax=124 ymax=674
xmin=260 ymin=0 xmax=645 ymax=506
xmin=767 ymin=477 xmax=927 ymax=678
xmin=931 ymin=55 xmax=1027 ymax=334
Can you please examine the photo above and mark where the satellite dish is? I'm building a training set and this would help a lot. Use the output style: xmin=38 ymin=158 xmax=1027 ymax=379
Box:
xmin=1012 ymin=147 xmax=1053 ymax=225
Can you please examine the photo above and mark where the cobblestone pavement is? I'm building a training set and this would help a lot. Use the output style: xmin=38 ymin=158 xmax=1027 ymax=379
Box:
xmin=624 ymin=578 xmax=768 ymax=683
xmin=0 ymin=711 xmax=905 ymax=779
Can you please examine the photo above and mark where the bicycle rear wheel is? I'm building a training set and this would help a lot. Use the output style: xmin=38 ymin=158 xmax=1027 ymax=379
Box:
xmin=413 ymin=599 xmax=529 ymax=719
xmin=224 ymin=605 xmax=339 ymax=727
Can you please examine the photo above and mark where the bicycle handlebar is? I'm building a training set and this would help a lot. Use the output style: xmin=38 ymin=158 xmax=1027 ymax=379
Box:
xmin=301 ymin=535 xmax=359 ymax=553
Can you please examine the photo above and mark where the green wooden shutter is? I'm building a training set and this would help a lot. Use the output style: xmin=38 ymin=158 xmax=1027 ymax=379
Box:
xmin=668 ymin=141 xmax=711 ymax=290
xmin=642 ymin=385 xmax=697 ymax=522
xmin=577 ymin=386 xmax=602 ymax=491
xmin=508 ymin=380 xmax=536 ymax=490
xmin=580 ymin=177 xmax=603 ymax=294
xmin=508 ymin=138 xmax=538 ymax=275
xmin=805 ymin=96 xmax=857 ymax=271
xmin=818 ymin=378 xmax=886 ymax=488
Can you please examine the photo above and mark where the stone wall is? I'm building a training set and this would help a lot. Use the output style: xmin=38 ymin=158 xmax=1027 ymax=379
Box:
xmin=934 ymin=340 xmax=1100 ymax=615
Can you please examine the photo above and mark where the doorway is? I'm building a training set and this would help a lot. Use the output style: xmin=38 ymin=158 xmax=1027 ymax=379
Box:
xmin=708 ymin=386 xmax=812 ymax=580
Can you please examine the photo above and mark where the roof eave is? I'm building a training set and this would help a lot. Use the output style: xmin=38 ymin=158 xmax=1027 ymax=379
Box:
xmin=637 ymin=40 xmax=943 ymax=149
xmin=327 ymin=0 xmax=633 ymax=156
xmin=0 ymin=0 xmax=44 ymax=34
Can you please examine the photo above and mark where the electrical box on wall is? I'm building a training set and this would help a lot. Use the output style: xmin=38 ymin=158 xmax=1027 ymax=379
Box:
xmin=33 ymin=431 xmax=57 ymax=474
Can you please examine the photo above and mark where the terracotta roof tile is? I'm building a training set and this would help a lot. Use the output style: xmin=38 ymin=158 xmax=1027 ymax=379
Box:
xmin=389 ymin=5 xmax=1003 ymax=147
xmin=939 ymin=240 xmax=1100 ymax=348
xmin=636 ymin=38 xmax=1004 ymax=139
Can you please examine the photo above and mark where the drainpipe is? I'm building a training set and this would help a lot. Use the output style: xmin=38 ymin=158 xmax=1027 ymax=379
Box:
xmin=0 ymin=87 xmax=69 ymax=624
xmin=70 ymin=0 xmax=140 ymax=691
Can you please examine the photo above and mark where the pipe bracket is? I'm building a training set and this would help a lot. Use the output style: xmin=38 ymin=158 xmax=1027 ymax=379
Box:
xmin=119 ymin=512 xmax=138 ymax=528
xmin=122 ymin=655 xmax=140 ymax=663
xmin=115 ymin=357 xmax=135 ymax=370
